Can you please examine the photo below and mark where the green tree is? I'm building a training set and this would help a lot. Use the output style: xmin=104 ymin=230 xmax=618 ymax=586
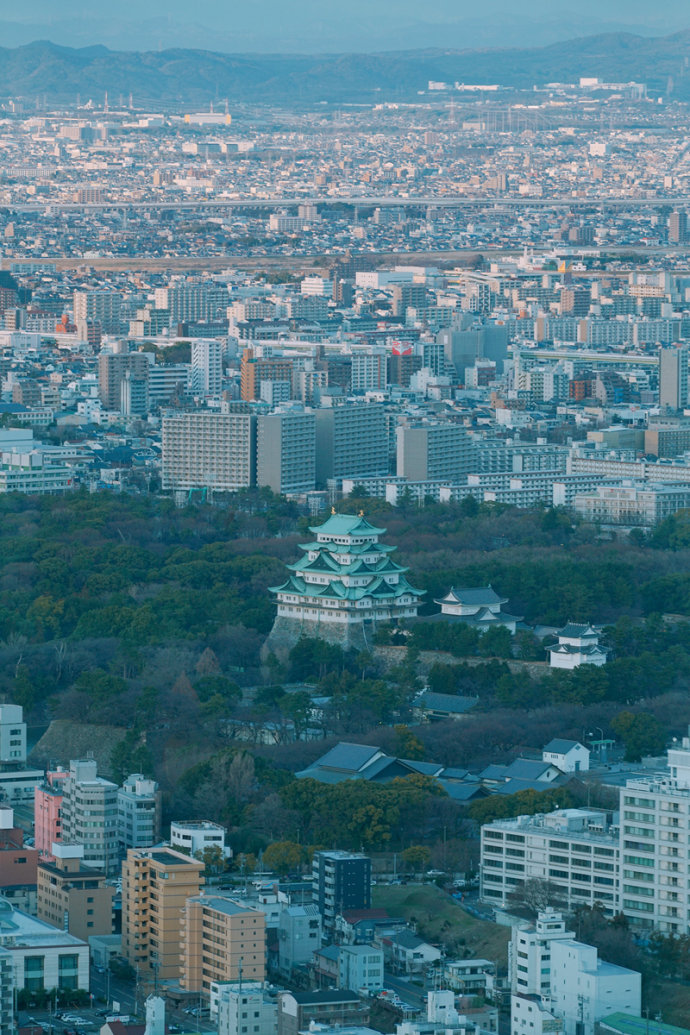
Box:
xmin=262 ymin=840 xmax=304 ymax=875
xmin=611 ymin=711 xmax=666 ymax=762
xmin=402 ymin=845 xmax=431 ymax=873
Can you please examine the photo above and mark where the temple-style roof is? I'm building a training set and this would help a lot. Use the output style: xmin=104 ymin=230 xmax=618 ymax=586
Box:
xmin=436 ymin=586 xmax=507 ymax=607
xmin=558 ymin=623 xmax=599 ymax=639
xmin=298 ymin=539 xmax=395 ymax=555
xmin=308 ymin=513 xmax=386 ymax=537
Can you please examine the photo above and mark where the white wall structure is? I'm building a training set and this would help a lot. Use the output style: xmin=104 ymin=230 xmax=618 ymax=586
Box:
xmin=549 ymin=940 xmax=641 ymax=1035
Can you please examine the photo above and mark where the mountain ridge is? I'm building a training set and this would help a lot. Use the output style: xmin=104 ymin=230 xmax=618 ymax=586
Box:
xmin=1 ymin=33 xmax=689 ymax=107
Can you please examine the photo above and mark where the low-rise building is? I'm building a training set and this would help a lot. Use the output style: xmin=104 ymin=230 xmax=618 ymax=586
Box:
xmin=338 ymin=944 xmax=384 ymax=993
xmin=0 ymin=894 xmax=89 ymax=994
xmin=37 ymin=842 xmax=113 ymax=940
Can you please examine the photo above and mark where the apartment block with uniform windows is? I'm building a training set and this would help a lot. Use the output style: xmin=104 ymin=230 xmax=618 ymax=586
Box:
xmin=181 ymin=896 xmax=266 ymax=995
xmin=121 ymin=846 xmax=204 ymax=980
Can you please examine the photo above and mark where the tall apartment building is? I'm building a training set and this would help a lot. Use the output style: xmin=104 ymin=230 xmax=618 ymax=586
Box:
xmin=121 ymin=845 xmax=204 ymax=979
xmin=397 ymin=422 xmax=473 ymax=483
xmin=241 ymin=348 xmax=294 ymax=401
xmin=161 ymin=411 xmax=256 ymax=492
xmin=351 ymin=351 xmax=386 ymax=392
xmin=73 ymin=290 xmax=123 ymax=335
xmin=314 ymin=402 xmax=388 ymax=486
xmin=659 ymin=345 xmax=689 ymax=410
xmin=312 ymin=851 xmax=371 ymax=932
xmin=480 ymin=808 xmax=619 ymax=915
xmin=190 ymin=340 xmax=223 ymax=397
xmin=257 ymin=408 xmax=315 ymax=495
xmin=181 ymin=896 xmax=266 ymax=995
xmin=60 ymin=759 xmax=119 ymax=875
xmin=117 ymin=774 xmax=161 ymax=854
xmin=669 ymin=210 xmax=688 ymax=245
xmin=37 ymin=842 xmax=113 ymax=940
xmin=98 ymin=351 xmax=149 ymax=413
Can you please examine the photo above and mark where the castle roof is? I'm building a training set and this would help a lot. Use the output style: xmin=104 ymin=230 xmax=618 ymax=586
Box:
xmin=309 ymin=513 xmax=386 ymax=537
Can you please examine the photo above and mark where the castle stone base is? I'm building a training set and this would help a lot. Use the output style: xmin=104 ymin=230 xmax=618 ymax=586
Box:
xmin=261 ymin=615 xmax=374 ymax=663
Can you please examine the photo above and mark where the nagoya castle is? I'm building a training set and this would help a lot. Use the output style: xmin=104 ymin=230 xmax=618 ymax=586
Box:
xmin=266 ymin=511 xmax=424 ymax=655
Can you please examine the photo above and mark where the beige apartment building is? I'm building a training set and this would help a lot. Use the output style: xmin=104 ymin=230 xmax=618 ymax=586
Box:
xmin=36 ymin=842 xmax=113 ymax=941
xmin=122 ymin=846 xmax=204 ymax=980
xmin=181 ymin=896 xmax=266 ymax=995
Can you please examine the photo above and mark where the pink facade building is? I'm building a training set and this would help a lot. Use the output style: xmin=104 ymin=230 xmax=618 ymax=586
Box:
xmin=34 ymin=768 xmax=67 ymax=861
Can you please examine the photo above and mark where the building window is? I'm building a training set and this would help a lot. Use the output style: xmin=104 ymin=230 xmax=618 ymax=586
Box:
xmin=24 ymin=956 xmax=45 ymax=992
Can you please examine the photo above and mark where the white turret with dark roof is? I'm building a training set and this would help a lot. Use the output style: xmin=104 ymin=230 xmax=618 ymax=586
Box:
xmin=265 ymin=511 xmax=424 ymax=653
xmin=547 ymin=622 xmax=609 ymax=669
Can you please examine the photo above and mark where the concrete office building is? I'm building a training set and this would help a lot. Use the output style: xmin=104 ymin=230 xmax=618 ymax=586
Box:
xmin=121 ymin=845 xmax=204 ymax=979
xmin=0 ymin=705 xmax=26 ymax=764
xmin=170 ymin=820 xmax=229 ymax=860
xmin=190 ymin=339 xmax=224 ymax=397
xmin=509 ymin=911 xmax=575 ymax=999
xmin=37 ymin=841 xmax=113 ymax=940
xmin=315 ymin=403 xmax=388 ymax=486
xmin=60 ymin=759 xmax=119 ymax=875
xmin=549 ymin=940 xmax=641 ymax=1035
xmin=147 ymin=363 xmax=189 ymax=405
xmin=0 ymin=895 xmax=89 ymax=995
xmin=277 ymin=990 xmax=369 ymax=1035
xmin=277 ymin=904 xmax=321 ymax=975
xmin=620 ymin=726 xmax=690 ymax=934
xmin=117 ymin=774 xmax=161 ymax=853
xmin=312 ymin=850 xmax=371 ymax=933
xmin=257 ymin=408 xmax=315 ymax=495
xmin=338 ymin=944 xmax=384 ymax=993
xmin=216 ymin=982 xmax=278 ymax=1035
xmin=438 ymin=320 xmax=508 ymax=382
xmin=480 ymin=808 xmax=619 ymax=915
xmin=659 ymin=345 xmax=689 ymax=410
xmin=181 ymin=896 xmax=266 ymax=995
xmin=161 ymin=411 xmax=256 ymax=492
xmin=397 ymin=422 xmax=473 ymax=482
xmin=572 ymin=482 xmax=690 ymax=528
xmin=98 ymin=351 xmax=149 ymax=412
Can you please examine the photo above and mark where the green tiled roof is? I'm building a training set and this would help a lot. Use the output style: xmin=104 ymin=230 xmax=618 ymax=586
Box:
xmin=308 ymin=513 xmax=386 ymax=536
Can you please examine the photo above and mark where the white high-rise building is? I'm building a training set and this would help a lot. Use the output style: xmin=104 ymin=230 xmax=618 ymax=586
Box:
xmin=190 ymin=340 xmax=223 ymax=397
xmin=60 ymin=759 xmax=119 ymax=875
xmin=215 ymin=981 xmax=277 ymax=1035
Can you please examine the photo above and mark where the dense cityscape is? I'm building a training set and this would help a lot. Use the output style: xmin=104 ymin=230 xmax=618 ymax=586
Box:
xmin=3 ymin=19 xmax=690 ymax=1035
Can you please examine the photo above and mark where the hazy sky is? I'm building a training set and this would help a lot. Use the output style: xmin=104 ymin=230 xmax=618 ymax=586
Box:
xmin=3 ymin=0 xmax=690 ymax=52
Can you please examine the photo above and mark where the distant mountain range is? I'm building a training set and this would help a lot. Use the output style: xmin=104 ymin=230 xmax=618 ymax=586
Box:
xmin=1 ymin=33 xmax=690 ymax=108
